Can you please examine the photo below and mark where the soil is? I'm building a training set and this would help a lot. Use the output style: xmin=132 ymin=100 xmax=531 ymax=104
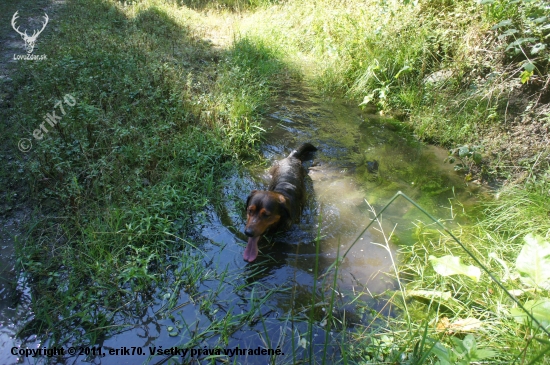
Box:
xmin=484 ymin=89 xmax=550 ymax=183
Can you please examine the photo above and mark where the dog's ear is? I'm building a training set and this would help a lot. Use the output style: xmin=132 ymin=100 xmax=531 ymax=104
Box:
xmin=277 ymin=194 xmax=291 ymax=221
xmin=246 ymin=190 xmax=258 ymax=207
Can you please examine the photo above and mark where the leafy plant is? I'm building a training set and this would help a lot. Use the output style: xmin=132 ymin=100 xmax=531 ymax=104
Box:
xmin=445 ymin=145 xmax=483 ymax=175
xmin=429 ymin=255 xmax=482 ymax=282
xmin=362 ymin=334 xmax=400 ymax=362
xmin=511 ymin=299 xmax=550 ymax=330
xmin=483 ymin=0 xmax=550 ymax=83
xmin=508 ymin=234 xmax=550 ymax=331
xmin=358 ymin=61 xmax=413 ymax=110
xmin=516 ymin=233 xmax=550 ymax=290
xmin=429 ymin=335 xmax=497 ymax=365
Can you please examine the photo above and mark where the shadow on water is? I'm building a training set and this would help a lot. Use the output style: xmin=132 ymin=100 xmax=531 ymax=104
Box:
xmin=0 ymin=213 xmax=34 ymax=365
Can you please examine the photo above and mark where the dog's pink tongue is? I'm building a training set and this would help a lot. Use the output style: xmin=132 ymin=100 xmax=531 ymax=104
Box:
xmin=243 ymin=236 xmax=260 ymax=262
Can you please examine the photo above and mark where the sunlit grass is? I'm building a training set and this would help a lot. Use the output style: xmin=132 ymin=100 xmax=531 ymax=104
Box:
xmin=344 ymin=192 xmax=550 ymax=364
xmin=5 ymin=0 xmax=287 ymax=350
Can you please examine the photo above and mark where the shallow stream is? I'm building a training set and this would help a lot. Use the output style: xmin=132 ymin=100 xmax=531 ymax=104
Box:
xmin=1 ymin=86 xmax=485 ymax=364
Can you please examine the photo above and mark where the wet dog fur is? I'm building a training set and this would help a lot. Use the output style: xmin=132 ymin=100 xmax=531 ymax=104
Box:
xmin=243 ymin=143 xmax=317 ymax=262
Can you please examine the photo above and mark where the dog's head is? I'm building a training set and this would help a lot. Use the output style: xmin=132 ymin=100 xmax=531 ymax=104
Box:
xmin=243 ymin=190 xmax=290 ymax=262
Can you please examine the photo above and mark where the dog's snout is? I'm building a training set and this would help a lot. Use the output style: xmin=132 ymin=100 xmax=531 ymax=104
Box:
xmin=244 ymin=227 xmax=254 ymax=237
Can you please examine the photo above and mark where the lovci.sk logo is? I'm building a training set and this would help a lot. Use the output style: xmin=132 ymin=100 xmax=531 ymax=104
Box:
xmin=11 ymin=11 xmax=48 ymax=61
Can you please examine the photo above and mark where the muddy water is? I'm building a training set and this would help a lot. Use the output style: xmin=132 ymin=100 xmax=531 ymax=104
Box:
xmin=224 ymin=86 xmax=483 ymax=293
xmin=188 ymin=88 xmax=484 ymax=361
xmin=1 ymin=87 xmax=485 ymax=364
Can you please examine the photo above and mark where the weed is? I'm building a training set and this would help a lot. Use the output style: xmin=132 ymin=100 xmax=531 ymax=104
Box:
xmin=445 ymin=144 xmax=484 ymax=178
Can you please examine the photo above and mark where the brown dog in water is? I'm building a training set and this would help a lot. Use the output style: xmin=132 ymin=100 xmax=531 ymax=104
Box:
xmin=243 ymin=143 xmax=317 ymax=262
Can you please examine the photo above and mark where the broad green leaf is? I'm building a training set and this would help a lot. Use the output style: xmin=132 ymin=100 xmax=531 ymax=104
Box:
xmin=429 ymin=255 xmax=481 ymax=282
xmin=462 ymin=334 xmax=476 ymax=354
xmin=456 ymin=335 xmax=498 ymax=361
xmin=450 ymin=336 xmax=467 ymax=354
xmin=516 ymin=234 xmax=550 ymax=290
xmin=429 ymin=341 xmax=452 ymax=364
xmin=520 ymin=70 xmax=534 ymax=84
xmin=531 ymin=43 xmax=546 ymax=54
xmin=472 ymin=151 xmax=482 ymax=164
xmin=510 ymin=299 xmax=550 ymax=330
xmin=522 ymin=62 xmax=535 ymax=72
xmin=506 ymin=38 xmax=537 ymax=50
xmin=498 ymin=29 xmax=518 ymax=39
xmin=458 ymin=146 xmax=470 ymax=157
xmin=491 ymin=19 xmax=511 ymax=29
xmin=394 ymin=65 xmax=411 ymax=79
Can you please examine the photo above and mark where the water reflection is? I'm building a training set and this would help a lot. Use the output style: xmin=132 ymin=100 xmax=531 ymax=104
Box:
xmin=0 ymin=213 xmax=36 ymax=365
xmin=234 ymin=89 xmax=475 ymax=301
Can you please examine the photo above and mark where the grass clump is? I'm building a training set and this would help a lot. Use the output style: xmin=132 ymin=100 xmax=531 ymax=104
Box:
xmin=240 ymin=0 xmax=549 ymax=178
xmin=339 ymin=191 xmax=550 ymax=364
xmin=483 ymin=178 xmax=550 ymax=239
xmin=213 ymin=36 xmax=288 ymax=151
xmin=2 ymin=0 xmax=286 ymax=347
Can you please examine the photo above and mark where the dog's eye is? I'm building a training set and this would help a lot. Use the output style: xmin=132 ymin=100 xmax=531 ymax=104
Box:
xmin=261 ymin=211 xmax=270 ymax=217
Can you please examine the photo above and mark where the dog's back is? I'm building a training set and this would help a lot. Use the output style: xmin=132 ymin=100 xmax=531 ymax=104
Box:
xmin=268 ymin=143 xmax=317 ymax=223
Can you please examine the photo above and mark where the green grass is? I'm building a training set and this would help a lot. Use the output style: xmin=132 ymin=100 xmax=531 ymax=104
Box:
xmin=240 ymin=0 xmax=549 ymax=175
xmin=482 ymin=179 xmax=550 ymax=239
xmin=3 ymin=0 xmax=286 ymax=347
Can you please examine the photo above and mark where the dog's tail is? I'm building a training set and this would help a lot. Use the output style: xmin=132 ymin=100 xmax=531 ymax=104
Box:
xmin=289 ymin=143 xmax=317 ymax=161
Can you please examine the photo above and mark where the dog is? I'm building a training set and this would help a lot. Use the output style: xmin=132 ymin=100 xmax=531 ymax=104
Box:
xmin=243 ymin=143 xmax=317 ymax=262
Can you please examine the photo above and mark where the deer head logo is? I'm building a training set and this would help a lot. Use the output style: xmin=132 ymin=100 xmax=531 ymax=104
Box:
xmin=11 ymin=11 xmax=49 ymax=54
